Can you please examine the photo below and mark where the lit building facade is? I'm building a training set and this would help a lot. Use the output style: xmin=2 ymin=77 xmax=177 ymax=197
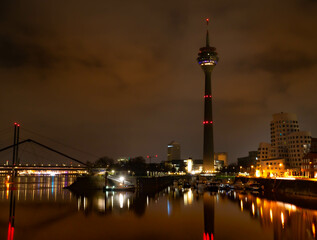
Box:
xmin=215 ymin=152 xmax=228 ymax=166
xmin=301 ymin=153 xmax=317 ymax=178
xmin=287 ymin=131 xmax=311 ymax=168
xmin=270 ymin=112 xmax=299 ymax=159
xmin=257 ymin=112 xmax=312 ymax=175
xmin=167 ymin=141 xmax=181 ymax=161
xmin=257 ymin=142 xmax=272 ymax=161
xmin=259 ymin=158 xmax=287 ymax=177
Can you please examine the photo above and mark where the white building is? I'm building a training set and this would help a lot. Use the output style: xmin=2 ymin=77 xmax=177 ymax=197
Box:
xmin=257 ymin=112 xmax=312 ymax=175
xmin=287 ymin=131 xmax=311 ymax=168
xmin=257 ymin=142 xmax=272 ymax=161
xmin=270 ymin=112 xmax=299 ymax=159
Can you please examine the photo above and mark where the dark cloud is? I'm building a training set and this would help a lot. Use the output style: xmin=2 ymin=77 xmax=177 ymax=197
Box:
xmin=0 ymin=34 xmax=59 ymax=69
xmin=0 ymin=0 xmax=317 ymax=163
xmin=248 ymin=47 xmax=317 ymax=74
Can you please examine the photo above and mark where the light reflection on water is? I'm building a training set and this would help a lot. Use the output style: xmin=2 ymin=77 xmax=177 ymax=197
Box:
xmin=0 ymin=176 xmax=316 ymax=240
xmin=219 ymin=190 xmax=317 ymax=240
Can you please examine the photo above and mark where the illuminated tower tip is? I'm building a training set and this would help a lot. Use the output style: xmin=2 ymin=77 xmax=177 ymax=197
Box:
xmin=206 ymin=18 xmax=210 ymax=47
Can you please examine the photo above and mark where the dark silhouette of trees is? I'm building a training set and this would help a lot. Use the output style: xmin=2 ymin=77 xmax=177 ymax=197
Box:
xmin=94 ymin=156 xmax=114 ymax=168
xmin=86 ymin=155 xmax=173 ymax=176
xmin=127 ymin=156 xmax=146 ymax=176
xmin=220 ymin=163 xmax=238 ymax=174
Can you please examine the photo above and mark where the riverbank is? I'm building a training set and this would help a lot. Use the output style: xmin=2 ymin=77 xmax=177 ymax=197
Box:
xmin=66 ymin=175 xmax=191 ymax=194
xmin=235 ymin=176 xmax=317 ymax=198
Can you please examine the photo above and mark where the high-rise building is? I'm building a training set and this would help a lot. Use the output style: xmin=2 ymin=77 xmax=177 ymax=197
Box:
xmin=197 ymin=19 xmax=219 ymax=172
xmin=257 ymin=142 xmax=272 ymax=161
xmin=257 ymin=112 xmax=312 ymax=174
xmin=214 ymin=152 xmax=228 ymax=166
xmin=167 ymin=141 xmax=181 ymax=161
xmin=287 ymin=131 xmax=311 ymax=168
xmin=310 ymin=138 xmax=317 ymax=152
xmin=270 ymin=112 xmax=299 ymax=159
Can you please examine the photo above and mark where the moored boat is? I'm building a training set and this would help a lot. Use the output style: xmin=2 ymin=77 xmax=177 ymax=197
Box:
xmin=103 ymin=185 xmax=135 ymax=192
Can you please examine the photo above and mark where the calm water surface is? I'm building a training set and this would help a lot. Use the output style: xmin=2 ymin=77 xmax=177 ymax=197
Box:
xmin=0 ymin=176 xmax=316 ymax=240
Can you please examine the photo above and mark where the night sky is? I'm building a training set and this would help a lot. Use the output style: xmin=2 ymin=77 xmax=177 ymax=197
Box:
xmin=1 ymin=0 xmax=317 ymax=164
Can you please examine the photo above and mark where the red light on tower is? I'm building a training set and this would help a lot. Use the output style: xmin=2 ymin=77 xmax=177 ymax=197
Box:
xmin=147 ymin=156 xmax=149 ymax=158
xmin=155 ymin=155 xmax=158 ymax=158
xmin=206 ymin=18 xmax=209 ymax=25
xmin=14 ymin=122 xmax=17 ymax=125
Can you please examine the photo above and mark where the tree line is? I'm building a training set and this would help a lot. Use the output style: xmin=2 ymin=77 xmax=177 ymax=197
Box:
xmin=86 ymin=156 xmax=173 ymax=176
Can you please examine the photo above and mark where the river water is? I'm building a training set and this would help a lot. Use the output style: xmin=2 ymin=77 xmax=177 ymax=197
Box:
xmin=0 ymin=176 xmax=316 ymax=240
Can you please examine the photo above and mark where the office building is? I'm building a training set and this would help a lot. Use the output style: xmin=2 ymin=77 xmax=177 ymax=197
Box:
xmin=257 ymin=112 xmax=312 ymax=175
xmin=167 ymin=141 xmax=181 ymax=161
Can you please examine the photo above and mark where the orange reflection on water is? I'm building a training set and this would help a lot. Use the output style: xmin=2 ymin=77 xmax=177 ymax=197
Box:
xmin=224 ymin=191 xmax=317 ymax=239
xmin=280 ymin=212 xmax=284 ymax=228
xmin=6 ymin=183 xmax=10 ymax=200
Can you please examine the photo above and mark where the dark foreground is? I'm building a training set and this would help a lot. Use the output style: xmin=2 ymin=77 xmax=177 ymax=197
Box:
xmin=0 ymin=176 xmax=316 ymax=240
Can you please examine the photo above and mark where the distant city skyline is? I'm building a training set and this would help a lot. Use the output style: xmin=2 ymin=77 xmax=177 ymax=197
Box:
xmin=1 ymin=0 xmax=317 ymax=164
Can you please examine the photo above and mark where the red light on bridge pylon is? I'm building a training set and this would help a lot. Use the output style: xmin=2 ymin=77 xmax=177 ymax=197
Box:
xmin=155 ymin=155 xmax=158 ymax=158
xmin=147 ymin=156 xmax=149 ymax=158
xmin=14 ymin=122 xmax=17 ymax=125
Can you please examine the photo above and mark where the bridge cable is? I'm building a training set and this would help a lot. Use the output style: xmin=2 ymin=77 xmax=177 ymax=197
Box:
xmin=0 ymin=139 xmax=87 ymax=166
xmin=21 ymin=128 xmax=99 ymax=159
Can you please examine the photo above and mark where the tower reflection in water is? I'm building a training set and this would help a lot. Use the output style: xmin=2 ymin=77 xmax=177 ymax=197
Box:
xmin=203 ymin=192 xmax=215 ymax=240
xmin=7 ymin=181 xmax=16 ymax=240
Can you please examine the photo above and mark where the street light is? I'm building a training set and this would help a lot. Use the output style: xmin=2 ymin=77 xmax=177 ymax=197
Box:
xmin=119 ymin=176 xmax=125 ymax=185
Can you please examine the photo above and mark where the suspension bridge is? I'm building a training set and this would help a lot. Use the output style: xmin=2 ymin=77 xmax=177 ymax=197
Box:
xmin=0 ymin=123 xmax=93 ymax=175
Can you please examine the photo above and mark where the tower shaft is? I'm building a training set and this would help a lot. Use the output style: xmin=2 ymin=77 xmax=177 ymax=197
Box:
xmin=203 ymin=70 xmax=214 ymax=172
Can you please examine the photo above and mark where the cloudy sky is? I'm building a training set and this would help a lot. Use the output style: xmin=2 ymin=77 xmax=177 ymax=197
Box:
xmin=0 ymin=0 xmax=316 ymax=164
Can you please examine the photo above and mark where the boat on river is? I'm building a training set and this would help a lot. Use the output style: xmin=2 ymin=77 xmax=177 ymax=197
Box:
xmin=103 ymin=185 xmax=135 ymax=192
xmin=230 ymin=180 xmax=244 ymax=190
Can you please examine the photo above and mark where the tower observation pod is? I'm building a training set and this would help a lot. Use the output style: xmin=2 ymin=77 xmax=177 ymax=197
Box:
xmin=197 ymin=18 xmax=219 ymax=173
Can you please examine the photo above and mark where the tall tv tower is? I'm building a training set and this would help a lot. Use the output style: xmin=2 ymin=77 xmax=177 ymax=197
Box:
xmin=197 ymin=19 xmax=219 ymax=172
